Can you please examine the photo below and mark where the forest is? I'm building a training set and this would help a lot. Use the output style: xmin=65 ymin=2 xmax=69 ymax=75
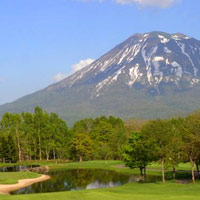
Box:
xmin=0 ymin=106 xmax=200 ymax=183
xmin=0 ymin=106 xmax=127 ymax=163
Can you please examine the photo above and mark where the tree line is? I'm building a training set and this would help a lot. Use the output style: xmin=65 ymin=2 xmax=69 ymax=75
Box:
xmin=124 ymin=111 xmax=200 ymax=183
xmin=0 ymin=106 xmax=70 ymax=162
xmin=1 ymin=106 xmax=200 ymax=183
xmin=0 ymin=106 xmax=128 ymax=163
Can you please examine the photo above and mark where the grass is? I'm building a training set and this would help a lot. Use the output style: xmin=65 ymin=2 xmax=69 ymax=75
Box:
xmin=0 ymin=160 xmax=192 ymax=171
xmin=0 ymin=172 xmax=41 ymax=184
xmin=0 ymin=160 xmax=199 ymax=200
xmin=1 ymin=181 xmax=200 ymax=200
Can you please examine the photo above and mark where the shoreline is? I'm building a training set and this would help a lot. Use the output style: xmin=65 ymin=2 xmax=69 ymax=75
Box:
xmin=0 ymin=174 xmax=50 ymax=195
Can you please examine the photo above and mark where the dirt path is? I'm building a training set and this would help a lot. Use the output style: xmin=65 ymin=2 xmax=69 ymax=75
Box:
xmin=0 ymin=174 xmax=50 ymax=195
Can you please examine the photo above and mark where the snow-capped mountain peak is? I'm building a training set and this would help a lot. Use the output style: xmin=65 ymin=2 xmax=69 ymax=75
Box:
xmin=48 ymin=31 xmax=200 ymax=97
xmin=2 ymin=31 xmax=200 ymax=124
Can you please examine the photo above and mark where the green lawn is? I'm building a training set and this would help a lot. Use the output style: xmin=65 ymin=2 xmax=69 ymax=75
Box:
xmin=1 ymin=181 xmax=200 ymax=200
xmin=0 ymin=160 xmax=199 ymax=200
xmin=0 ymin=160 xmax=193 ymax=171
xmin=0 ymin=172 xmax=40 ymax=184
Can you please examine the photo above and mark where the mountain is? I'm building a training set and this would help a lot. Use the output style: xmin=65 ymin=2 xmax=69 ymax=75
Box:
xmin=1 ymin=31 xmax=200 ymax=125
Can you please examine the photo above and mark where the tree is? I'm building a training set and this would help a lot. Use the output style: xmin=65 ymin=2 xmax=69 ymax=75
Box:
xmin=183 ymin=112 xmax=200 ymax=183
xmin=12 ymin=114 xmax=23 ymax=162
xmin=91 ymin=116 xmax=128 ymax=160
xmin=0 ymin=106 xmax=71 ymax=162
xmin=0 ymin=132 xmax=18 ymax=163
xmin=0 ymin=113 xmax=23 ymax=162
xmin=21 ymin=112 xmax=35 ymax=160
xmin=108 ymin=116 xmax=128 ymax=160
xmin=33 ymin=106 xmax=48 ymax=160
xmin=141 ymin=119 xmax=173 ymax=183
xmin=73 ymin=118 xmax=94 ymax=135
xmin=166 ymin=118 xmax=185 ymax=179
xmin=125 ymin=119 xmax=148 ymax=133
xmin=72 ymin=116 xmax=128 ymax=161
xmin=47 ymin=113 xmax=70 ymax=160
xmin=69 ymin=133 xmax=93 ymax=162
xmin=123 ymin=131 xmax=154 ymax=177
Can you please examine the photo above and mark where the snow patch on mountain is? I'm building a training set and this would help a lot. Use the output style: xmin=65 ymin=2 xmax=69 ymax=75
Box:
xmin=176 ymin=41 xmax=198 ymax=76
xmin=128 ymin=64 xmax=143 ymax=86
xmin=158 ymin=35 xmax=169 ymax=43
xmin=171 ymin=61 xmax=180 ymax=67
xmin=164 ymin=47 xmax=172 ymax=54
xmin=152 ymin=56 xmax=165 ymax=61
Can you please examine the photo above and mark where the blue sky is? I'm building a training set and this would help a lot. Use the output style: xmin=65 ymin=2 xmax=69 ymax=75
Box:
xmin=0 ymin=0 xmax=200 ymax=104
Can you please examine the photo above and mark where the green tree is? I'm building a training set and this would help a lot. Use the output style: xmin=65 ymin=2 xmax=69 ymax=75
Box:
xmin=73 ymin=118 xmax=94 ymax=135
xmin=33 ymin=106 xmax=49 ymax=160
xmin=123 ymin=131 xmax=154 ymax=176
xmin=166 ymin=118 xmax=185 ymax=179
xmin=108 ymin=116 xmax=128 ymax=160
xmin=141 ymin=119 xmax=172 ymax=183
xmin=0 ymin=132 xmax=18 ymax=163
xmin=48 ymin=113 xmax=70 ymax=160
xmin=69 ymin=133 xmax=93 ymax=162
xmin=72 ymin=116 xmax=128 ymax=161
xmin=0 ymin=106 xmax=71 ymax=162
xmin=0 ymin=113 xmax=23 ymax=162
xmin=183 ymin=112 xmax=200 ymax=183
xmin=21 ymin=112 xmax=35 ymax=160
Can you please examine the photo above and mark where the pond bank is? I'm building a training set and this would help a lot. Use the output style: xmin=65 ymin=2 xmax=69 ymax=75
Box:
xmin=0 ymin=174 xmax=50 ymax=195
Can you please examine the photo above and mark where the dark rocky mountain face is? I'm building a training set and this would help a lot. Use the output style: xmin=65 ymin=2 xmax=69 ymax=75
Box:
xmin=1 ymin=31 xmax=200 ymax=125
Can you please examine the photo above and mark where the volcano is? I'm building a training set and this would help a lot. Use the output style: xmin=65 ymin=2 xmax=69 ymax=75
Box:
xmin=1 ymin=31 xmax=200 ymax=124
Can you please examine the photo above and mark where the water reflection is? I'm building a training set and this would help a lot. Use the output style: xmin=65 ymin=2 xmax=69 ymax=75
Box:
xmin=11 ymin=168 xmax=162 ymax=195
xmin=11 ymin=169 xmax=134 ymax=195
xmin=0 ymin=165 xmax=39 ymax=172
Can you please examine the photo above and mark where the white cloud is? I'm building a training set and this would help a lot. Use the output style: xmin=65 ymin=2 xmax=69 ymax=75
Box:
xmin=78 ymin=0 xmax=180 ymax=8
xmin=53 ymin=73 xmax=68 ymax=82
xmin=71 ymin=58 xmax=95 ymax=73
xmin=53 ymin=58 xmax=95 ymax=82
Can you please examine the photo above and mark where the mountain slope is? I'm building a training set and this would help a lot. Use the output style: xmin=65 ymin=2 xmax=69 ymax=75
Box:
xmin=1 ymin=31 xmax=200 ymax=125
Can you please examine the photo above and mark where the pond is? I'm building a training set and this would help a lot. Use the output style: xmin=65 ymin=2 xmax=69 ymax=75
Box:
xmin=0 ymin=165 xmax=39 ymax=172
xmin=11 ymin=168 xmax=142 ymax=195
